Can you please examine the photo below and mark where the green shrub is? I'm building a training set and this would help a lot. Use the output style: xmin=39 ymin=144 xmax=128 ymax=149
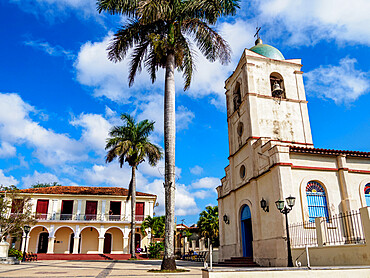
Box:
xmin=8 ymin=248 xmax=23 ymax=260
xmin=148 ymin=242 xmax=164 ymax=259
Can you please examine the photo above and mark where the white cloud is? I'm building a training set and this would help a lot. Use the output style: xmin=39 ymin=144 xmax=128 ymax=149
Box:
xmin=75 ymin=34 xmax=161 ymax=103
xmin=139 ymin=179 xmax=199 ymax=216
xmin=193 ymin=190 xmax=211 ymax=199
xmin=24 ymin=40 xmax=75 ymax=60
xmin=305 ymin=57 xmax=370 ymax=104
xmin=254 ymin=0 xmax=370 ymax=46
xmin=191 ymin=177 xmax=221 ymax=189
xmin=71 ymin=113 xmax=112 ymax=153
xmin=190 ymin=165 xmax=203 ymax=175
xmin=21 ymin=171 xmax=60 ymax=188
xmin=0 ymin=170 xmax=18 ymax=186
xmin=0 ymin=93 xmax=87 ymax=166
xmin=0 ymin=142 xmax=16 ymax=158
xmin=83 ymin=163 xmax=147 ymax=188
xmin=74 ymin=24 xmax=255 ymax=108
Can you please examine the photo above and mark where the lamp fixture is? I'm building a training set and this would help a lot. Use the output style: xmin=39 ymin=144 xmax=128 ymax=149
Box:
xmin=275 ymin=195 xmax=296 ymax=267
xmin=23 ymin=225 xmax=31 ymax=234
xmin=260 ymin=198 xmax=269 ymax=212
xmin=22 ymin=225 xmax=31 ymax=262
xmin=223 ymin=214 xmax=230 ymax=225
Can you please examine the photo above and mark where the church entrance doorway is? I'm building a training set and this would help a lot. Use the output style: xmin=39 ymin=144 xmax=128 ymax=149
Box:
xmin=37 ymin=232 xmax=49 ymax=253
xmin=241 ymin=205 xmax=253 ymax=257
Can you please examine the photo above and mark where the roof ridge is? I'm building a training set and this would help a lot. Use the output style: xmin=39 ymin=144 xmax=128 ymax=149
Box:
xmin=17 ymin=185 xmax=156 ymax=197
xmin=290 ymin=145 xmax=370 ymax=157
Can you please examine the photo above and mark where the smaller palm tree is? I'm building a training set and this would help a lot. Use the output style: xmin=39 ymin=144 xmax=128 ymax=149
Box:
xmin=105 ymin=113 xmax=163 ymax=258
xmin=141 ymin=215 xmax=165 ymax=239
xmin=197 ymin=206 xmax=219 ymax=246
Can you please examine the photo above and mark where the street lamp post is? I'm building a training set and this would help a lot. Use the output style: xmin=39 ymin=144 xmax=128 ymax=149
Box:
xmin=181 ymin=230 xmax=186 ymax=258
xmin=22 ymin=225 xmax=31 ymax=262
xmin=275 ymin=195 xmax=296 ymax=267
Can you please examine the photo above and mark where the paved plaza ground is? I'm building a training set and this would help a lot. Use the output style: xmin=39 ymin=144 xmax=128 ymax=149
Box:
xmin=0 ymin=260 xmax=205 ymax=278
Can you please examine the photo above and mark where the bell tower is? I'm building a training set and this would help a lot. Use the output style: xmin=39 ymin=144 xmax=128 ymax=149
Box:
xmin=225 ymin=38 xmax=313 ymax=156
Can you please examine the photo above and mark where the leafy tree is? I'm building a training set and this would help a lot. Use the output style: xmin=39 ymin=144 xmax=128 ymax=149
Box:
xmin=141 ymin=216 xmax=165 ymax=238
xmin=0 ymin=185 xmax=36 ymax=242
xmin=97 ymin=0 xmax=239 ymax=270
xmin=30 ymin=182 xmax=62 ymax=188
xmin=105 ymin=113 xmax=162 ymax=258
xmin=148 ymin=242 xmax=164 ymax=259
xmin=197 ymin=205 xmax=219 ymax=246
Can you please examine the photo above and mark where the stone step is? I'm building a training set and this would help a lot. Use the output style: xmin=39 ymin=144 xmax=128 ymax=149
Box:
xmin=217 ymin=257 xmax=259 ymax=267
xmin=216 ymin=263 xmax=259 ymax=267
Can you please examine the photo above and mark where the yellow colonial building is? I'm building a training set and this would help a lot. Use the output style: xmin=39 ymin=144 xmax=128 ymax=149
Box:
xmin=14 ymin=186 xmax=156 ymax=255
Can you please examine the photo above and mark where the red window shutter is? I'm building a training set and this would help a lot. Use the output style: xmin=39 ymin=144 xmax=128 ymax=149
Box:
xmin=85 ymin=201 xmax=98 ymax=215
xmin=11 ymin=199 xmax=24 ymax=213
xmin=136 ymin=202 xmax=144 ymax=216
xmin=36 ymin=200 xmax=49 ymax=214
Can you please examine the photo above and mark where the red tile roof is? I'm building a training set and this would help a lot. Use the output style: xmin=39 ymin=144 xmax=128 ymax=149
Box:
xmin=18 ymin=186 xmax=156 ymax=197
xmin=290 ymin=146 xmax=370 ymax=158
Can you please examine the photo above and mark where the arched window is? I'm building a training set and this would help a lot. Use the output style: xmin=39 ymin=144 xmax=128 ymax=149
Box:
xmin=233 ymin=82 xmax=241 ymax=111
xmin=306 ymin=181 xmax=329 ymax=222
xmin=365 ymin=183 xmax=370 ymax=207
xmin=270 ymin=72 xmax=286 ymax=98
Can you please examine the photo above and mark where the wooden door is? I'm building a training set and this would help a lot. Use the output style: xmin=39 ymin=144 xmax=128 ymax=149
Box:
xmin=135 ymin=233 xmax=141 ymax=251
xmin=37 ymin=232 xmax=49 ymax=253
xmin=69 ymin=233 xmax=74 ymax=254
xmin=103 ymin=233 xmax=112 ymax=254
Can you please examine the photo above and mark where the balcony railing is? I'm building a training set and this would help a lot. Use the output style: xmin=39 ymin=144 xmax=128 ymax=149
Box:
xmin=25 ymin=212 xmax=145 ymax=222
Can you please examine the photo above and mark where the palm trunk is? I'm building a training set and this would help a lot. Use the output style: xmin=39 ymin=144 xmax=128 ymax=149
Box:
xmin=131 ymin=166 xmax=137 ymax=258
xmin=161 ymin=51 xmax=176 ymax=270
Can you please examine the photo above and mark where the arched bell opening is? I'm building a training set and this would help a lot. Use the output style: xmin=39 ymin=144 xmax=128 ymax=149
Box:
xmin=233 ymin=82 xmax=242 ymax=111
xmin=270 ymin=72 xmax=286 ymax=98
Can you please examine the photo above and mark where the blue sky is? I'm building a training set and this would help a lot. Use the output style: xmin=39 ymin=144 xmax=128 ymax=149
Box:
xmin=0 ymin=0 xmax=369 ymax=225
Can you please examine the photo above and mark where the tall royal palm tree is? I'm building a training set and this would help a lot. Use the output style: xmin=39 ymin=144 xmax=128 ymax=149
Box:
xmin=105 ymin=113 xmax=162 ymax=258
xmin=97 ymin=0 xmax=239 ymax=269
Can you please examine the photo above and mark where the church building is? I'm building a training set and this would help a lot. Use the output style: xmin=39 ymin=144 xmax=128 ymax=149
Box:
xmin=217 ymin=37 xmax=370 ymax=266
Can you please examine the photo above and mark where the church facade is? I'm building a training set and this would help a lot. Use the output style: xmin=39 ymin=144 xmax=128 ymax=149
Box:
xmin=217 ymin=38 xmax=370 ymax=266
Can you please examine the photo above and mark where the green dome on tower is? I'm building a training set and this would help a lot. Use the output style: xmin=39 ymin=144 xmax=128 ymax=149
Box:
xmin=249 ymin=38 xmax=285 ymax=60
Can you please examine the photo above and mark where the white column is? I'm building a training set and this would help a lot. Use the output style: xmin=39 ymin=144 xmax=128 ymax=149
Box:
xmin=125 ymin=200 xmax=131 ymax=221
xmin=191 ymin=240 xmax=196 ymax=250
xmin=101 ymin=200 xmax=106 ymax=221
xmin=199 ymin=237 xmax=205 ymax=251
xmin=98 ymin=237 xmax=105 ymax=254
xmin=123 ymin=226 xmax=130 ymax=254
xmin=29 ymin=198 xmax=36 ymax=214
xmin=77 ymin=200 xmax=82 ymax=220
xmin=73 ymin=225 xmax=80 ymax=254
xmin=52 ymin=199 xmax=58 ymax=220
xmin=73 ymin=236 xmax=80 ymax=254
xmin=148 ymin=201 xmax=154 ymax=217
xmin=47 ymin=237 xmax=55 ymax=254
xmin=21 ymin=235 xmax=26 ymax=252
xmin=21 ymin=235 xmax=31 ymax=253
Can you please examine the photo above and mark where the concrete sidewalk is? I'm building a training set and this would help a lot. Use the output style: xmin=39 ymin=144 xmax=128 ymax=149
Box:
xmin=0 ymin=260 xmax=204 ymax=277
